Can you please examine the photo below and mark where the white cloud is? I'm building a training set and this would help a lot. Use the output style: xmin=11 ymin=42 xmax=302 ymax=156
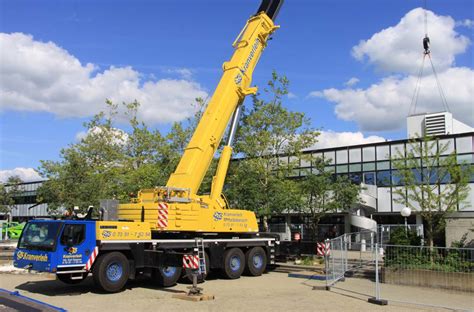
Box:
xmin=344 ymin=77 xmax=360 ymax=87
xmin=307 ymin=91 xmax=324 ymax=98
xmin=0 ymin=168 xmax=43 ymax=183
xmin=352 ymin=8 xmax=470 ymax=74
xmin=456 ymin=19 xmax=474 ymax=29
xmin=75 ymin=126 xmax=129 ymax=145
xmin=0 ymin=33 xmax=208 ymax=124
xmin=314 ymin=67 xmax=473 ymax=132
xmin=287 ymin=92 xmax=297 ymax=99
xmin=308 ymin=131 xmax=385 ymax=150
xmin=164 ymin=68 xmax=193 ymax=80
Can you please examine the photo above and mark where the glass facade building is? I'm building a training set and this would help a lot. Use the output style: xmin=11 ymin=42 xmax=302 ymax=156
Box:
xmin=277 ymin=132 xmax=474 ymax=214
xmin=3 ymin=181 xmax=49 ymax=220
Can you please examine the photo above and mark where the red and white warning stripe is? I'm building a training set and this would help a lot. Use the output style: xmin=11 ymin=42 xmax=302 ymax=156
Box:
xmin=157 ymin=202 xmax=168 ymax=228
xmin=182 ymin=254 xmax=199 ymax=269
xmin=84 ymin=246 xmax=99 ymax=271
xmin=317 ymin=242 xmax=330 ymax=257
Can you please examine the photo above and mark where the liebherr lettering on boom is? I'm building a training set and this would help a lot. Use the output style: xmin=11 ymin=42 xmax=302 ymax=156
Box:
xmin=14 ymin=0 xmax=284 ymax=293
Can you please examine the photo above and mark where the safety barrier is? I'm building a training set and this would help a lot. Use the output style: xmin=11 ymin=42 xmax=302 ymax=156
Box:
xmin=380 ymin=244 xmax=474 ymax=293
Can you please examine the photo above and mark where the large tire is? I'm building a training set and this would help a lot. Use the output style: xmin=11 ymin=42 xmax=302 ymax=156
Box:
xmin=57 ymin=273 xmax=88 ymax=284
xmin=92 ymin=252 xmax=130 ymax=293
xmin=222 ymin=248 xmax=245 ymax=279
xmin=185 ymin=252 xmax=210 ymax=283
xmin=244 ymin=247 xmax=267 ymax=276
xmin=152 ymin=266 xmax=182 ymax=287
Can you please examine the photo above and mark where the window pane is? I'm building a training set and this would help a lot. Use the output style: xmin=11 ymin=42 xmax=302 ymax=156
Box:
xmin=362 ymin=147 xmax=375 ymax=162
xmin=289 ymin=156 xmax=299 ymax=166
xmin=349 ymin=173 xmax=362 ymax=184
xmin=278 ymin=156 xmax=288 ymax=166
xmin=324 ymin=151 xmax=335 ymax=164
xmin=406 ymin=141 xmax=420 ymax=157
xmin=376 ymin=145 xmax=389 ymax=160
xmin=377 ymin=161 xmax=390 ymax=170
xmin=456 ymin=136 xmax=473 ymax=154
xmin=363 ymin=162 xmax=376 ymax=171
xmin=363 ymin=172 xmax=375 ymax=185
xmin=391 ymin=170 xmax=403 ymax=186
xmin=336 ymin=164 xmax=348 ymax=173
xmin=300 ymin=155 xmax=311 ymax=167
xmin=439 ymin=138 xmax=454 ymax=155
xmin=457 ymin=154 xmax=473 ymax=164
xmin=349 ymin=148 xmax=361 ymax=163
xmin=391 ymin=144 xmax=405 ymax=159
xmin=336 ymin=150 xmax=348 ymax=164
xmin=324 ymin=166 xmax=335 ymax=173
xmin=376 ymin=171 xmax=391 ymax=186
xmin=349 ymin=163 xmax=361 ymax=172
xmin=60 ymin=224 xmax=85 ymax=246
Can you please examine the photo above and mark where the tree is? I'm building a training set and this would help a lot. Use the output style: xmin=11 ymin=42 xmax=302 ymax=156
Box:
xmin=391 ymin=135 xmax=473 ymax=248
xmin=299 ymin=157 xmax=361 ymax=241
xmin=227 ymin=71 xmax=318 ymax=231
xmin=37 ymin=98 xmax=206 ymax=214
xmin=0 ymin=176 xmax=23 ymax=215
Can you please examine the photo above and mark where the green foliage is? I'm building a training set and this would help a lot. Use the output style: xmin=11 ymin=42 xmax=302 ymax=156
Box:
xmin=391 ymin=134 xmax=473 ymax=248
xmin=385 ymin=246 xmax=473 ymax=273
xmin=226 ymin=71 xmax=318 ymax=230
xmin=298 ymin=157 xmax=361 ymax=240
xmin=37 ymin=98 xmax=205 ymax=214
xmin=388 ymin=227 xmax=422 ymax=246
xmin=0 ymin=176 xmax=23 ymax=214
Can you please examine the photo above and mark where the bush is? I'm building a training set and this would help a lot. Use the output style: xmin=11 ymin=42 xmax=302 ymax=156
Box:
xmin=388 ymin=227 xmax=422 ymax=246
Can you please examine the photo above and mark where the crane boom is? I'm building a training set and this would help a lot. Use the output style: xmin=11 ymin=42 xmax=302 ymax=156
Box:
xmin=166 ymin=2 xmax=282 ymax=195
xmin=118 ymin=0 xmax=283 ymax=234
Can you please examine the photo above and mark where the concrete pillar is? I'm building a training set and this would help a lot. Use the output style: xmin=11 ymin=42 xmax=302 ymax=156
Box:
xmin=416 ymin=214 xmax=423 ymax=238
xmin=284 ymin=214 xmax=291 ymax=242
xmin=344 ymin=214 xmax=351 ymax=234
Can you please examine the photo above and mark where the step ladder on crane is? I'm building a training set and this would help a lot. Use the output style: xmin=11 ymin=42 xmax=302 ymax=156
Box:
xmin=173 ymin=238 xmax=214 ymax=301
xmin=196 ymin=238 xmax=207 ymax=276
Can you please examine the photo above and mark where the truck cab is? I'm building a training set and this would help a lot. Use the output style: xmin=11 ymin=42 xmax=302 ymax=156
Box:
xmin=14 ymin=220 xmax=96 ymax=280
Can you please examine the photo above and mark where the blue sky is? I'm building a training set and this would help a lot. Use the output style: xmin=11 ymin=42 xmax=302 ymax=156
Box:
xmin=0 ymin=0 xmax=473 ymax=180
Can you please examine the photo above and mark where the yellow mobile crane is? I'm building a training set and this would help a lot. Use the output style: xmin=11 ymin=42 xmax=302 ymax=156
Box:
xmin=118 ymin=1 xmax=282 ymax=233
xmin=14 ymin=0 xmax=283 ymax=293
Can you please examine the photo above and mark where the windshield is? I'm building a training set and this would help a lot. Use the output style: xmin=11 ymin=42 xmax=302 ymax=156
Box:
xmin=18 ymin=222 xmax=62 ymax=251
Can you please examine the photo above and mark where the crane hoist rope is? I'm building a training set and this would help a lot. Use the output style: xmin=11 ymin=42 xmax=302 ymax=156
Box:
xmin=408 ymin=0 xmax=450 ymax=116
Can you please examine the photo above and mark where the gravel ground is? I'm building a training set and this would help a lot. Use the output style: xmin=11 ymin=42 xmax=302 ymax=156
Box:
xmin=0 ymin=271 xmax=472 ymax=312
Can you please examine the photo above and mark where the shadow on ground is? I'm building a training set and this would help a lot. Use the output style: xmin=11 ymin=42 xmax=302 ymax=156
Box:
xmin=14 ymin=271 xmax=226 ymax=297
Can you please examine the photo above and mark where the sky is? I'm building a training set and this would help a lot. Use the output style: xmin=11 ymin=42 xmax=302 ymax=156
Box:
xmin=0 ymin=0 xmax=473 ymax=182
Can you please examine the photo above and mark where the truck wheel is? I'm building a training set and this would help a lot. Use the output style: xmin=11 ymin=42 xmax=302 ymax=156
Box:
xmin=185 ymin=252 xmax=210 ymax=283
xmin=244 ymin=247 xmax=267 ymax=276
xmin=57 ymin=273 xmax=88 ymax=284
xmin=93 ymin=252 xmax=130 ymax=293
xmin=222 ymin=248 xmax=245 ymax=279
xmin=152 ymin=266 xmax=182 ymax=287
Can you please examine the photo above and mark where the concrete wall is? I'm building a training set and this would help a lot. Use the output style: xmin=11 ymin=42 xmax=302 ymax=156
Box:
xmin=445 ymin=214 xmax=474 ymax=247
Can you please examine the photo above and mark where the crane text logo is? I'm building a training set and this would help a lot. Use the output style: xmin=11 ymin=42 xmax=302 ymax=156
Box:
xmin=234 ymin=38 xmax=260 ymax=85
xmin=213 ymin=212 xmax=223 ymax=221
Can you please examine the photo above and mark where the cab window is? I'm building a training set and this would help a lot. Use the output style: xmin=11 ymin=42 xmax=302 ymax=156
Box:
xmin=60 ymin=224 xmax=85 ymax=246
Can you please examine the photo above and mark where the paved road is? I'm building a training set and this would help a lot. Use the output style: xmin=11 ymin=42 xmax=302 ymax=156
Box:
xmin=0 ymin=271 xmax=472 ymax=312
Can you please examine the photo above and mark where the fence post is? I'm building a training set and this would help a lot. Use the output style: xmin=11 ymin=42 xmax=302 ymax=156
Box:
xmin=368 ymin=242 xmax=388 ymax=305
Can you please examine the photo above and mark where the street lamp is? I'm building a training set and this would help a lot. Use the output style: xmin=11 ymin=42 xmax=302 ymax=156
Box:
xmin=400 ymin=207 xmax=412 ymax=232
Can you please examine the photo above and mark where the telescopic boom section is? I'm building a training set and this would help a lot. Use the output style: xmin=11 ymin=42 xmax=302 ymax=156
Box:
xmin=166 ymin=1 xmax=282 ymax=196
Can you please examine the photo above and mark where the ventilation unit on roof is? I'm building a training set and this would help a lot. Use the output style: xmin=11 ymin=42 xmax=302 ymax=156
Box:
xmin=425 ymin=114 xmax=447 ymax=136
